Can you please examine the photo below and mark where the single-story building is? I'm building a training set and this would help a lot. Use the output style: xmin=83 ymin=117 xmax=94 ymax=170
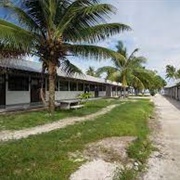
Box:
xmin=0 ymin=59 xmax=124 ymax=109
xmin=164 ymin=79 xmax=180 ymax=100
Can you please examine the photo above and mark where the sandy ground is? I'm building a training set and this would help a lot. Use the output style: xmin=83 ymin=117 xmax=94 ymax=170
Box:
xmin=70 ymin=137 xmax=135 ymax=180
xmin=141 ymin=94 xmax=180 ymax=180
xmin=0 ymin=104 xmax=119 ymax=141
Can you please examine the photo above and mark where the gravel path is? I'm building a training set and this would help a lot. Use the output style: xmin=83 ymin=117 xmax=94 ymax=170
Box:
xmin=142 ymin=94 xmax=180 ymax=180
xmin=0 ymin=104 xmax=119 ymax=142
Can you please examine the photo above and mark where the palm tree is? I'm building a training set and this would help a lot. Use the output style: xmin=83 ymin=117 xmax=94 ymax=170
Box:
xmin=0 ymin=0 xmax=130 ymax=113
xmin=165 ymin=65 xmax=177 ymax=81
xmin=86 ymin=66 xmax=100 ymax=77
xmin=97 ymin=41 xmax=148 ymax=96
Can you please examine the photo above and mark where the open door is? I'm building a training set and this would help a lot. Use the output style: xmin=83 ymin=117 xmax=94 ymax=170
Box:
xmin=31 ymin=78 xmax=41 ymax=103
xmin=0 ymin=75 xmax=5 ymax=107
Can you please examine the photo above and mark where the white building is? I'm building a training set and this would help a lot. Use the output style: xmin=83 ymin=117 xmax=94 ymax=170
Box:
xmin=0 ymin=59 xmax=123 ymax=108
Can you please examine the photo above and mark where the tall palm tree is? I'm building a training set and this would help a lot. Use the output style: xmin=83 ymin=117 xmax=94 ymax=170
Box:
xmin=97 ymin=41 xmax=148 ymax=96
xmin=86 ymin=66 xmax=99 ymax=77
xmin=0 ymin=0 xmax=130 ymax=113
xmin=165 ymin=65 xmax=178 ymax=80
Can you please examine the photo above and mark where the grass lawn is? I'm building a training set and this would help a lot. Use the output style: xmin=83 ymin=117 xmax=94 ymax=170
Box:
xmin=0 ymin=99 xmax=154 ymax=180
xmin=0 ymin=99 xmax=120 ymax=130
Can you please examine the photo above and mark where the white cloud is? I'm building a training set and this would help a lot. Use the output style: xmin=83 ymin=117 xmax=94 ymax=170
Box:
xmin=103 ymin=0 xmax=180 ymax=78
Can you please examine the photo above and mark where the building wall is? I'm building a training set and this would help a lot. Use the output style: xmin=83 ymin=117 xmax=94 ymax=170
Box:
xmin=45 ymin=91 xmax=107 ymax=100
xmin=3 ymin=73 xmax=121 ymax=106
xmin=6 ymin=78 xmax=30 ymax=105
xmin=6 ymin=91 xmax=30 ymax=105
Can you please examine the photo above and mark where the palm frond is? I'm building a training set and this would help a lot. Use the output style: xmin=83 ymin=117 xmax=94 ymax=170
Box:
xmin=0 ymin=19 xmax=35 ymax=50
xmin=1 ymin=2 xmax=43 ymax=34
xmin=63 ymin=23 xmax=131 ymax=43
xmin=56 ymin=2 xmax=117 ymax=36
xmin=130 ymin=74 xmax=145 ymax=90
xmin=60 ymin=59 xmax=83 ymax=76
xmin=65 ymin=44 xmax=126 ymax=61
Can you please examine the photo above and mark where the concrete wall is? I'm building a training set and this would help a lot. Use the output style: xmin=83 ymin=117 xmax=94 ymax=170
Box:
xmin=6 ymin=91 xmax=30 ymax=105
xmin=4 ymin=74 xmax=121 ymax=105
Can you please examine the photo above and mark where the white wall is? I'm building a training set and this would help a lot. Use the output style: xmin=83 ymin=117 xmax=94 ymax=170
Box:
xmin=6 ymin=91 xmax=30 ymax=105
xmin=99 ymin=91 xmax=106 ymax=97
xmin=46 ymin=91 xmax=84 ymax=100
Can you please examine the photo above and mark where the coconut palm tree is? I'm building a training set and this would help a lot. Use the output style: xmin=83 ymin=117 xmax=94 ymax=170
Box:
xmin=0 ymin=0 xmax=130 ymax=113
xmin=165 ymin=64 xmax=180 ymax=81
xmin=97 ymin=41 xmax=148 ymax=96
xmin=165 ymin=65 xmax=177 ymax=81
xmin=86 ymin=66 xmax=98 ymax=77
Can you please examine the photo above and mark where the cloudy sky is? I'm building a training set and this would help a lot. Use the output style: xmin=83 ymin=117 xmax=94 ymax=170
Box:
xmin=70 ymin=0 xmax=180 ymax=78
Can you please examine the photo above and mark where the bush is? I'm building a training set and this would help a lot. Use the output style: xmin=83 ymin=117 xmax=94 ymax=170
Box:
xmin=77 ymin=92 xmax=92 ymax=100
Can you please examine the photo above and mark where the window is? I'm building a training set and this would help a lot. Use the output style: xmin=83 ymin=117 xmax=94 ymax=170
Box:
xmin=8 ymin=75 xmax=29 ymax=91
xmin=55 ymin=80 xmax=59 ymax=91
xmin=90 ymin=84 xmax=95 ymax=91
xmin=117 ymin=87 xmax=121 ymax=91
xmin=103 ymin=85 xmax=106 ymax=91
xmin=78 ymin=83 xmax=84 ymax=91
xmin=112 ymin=86 xmax=116 ymax=91
xmin=60 ymin=81 xmax=69 ymax=91
xmin=98 ymin=85 xmax=103 ymax=91
xmin=70 ymin=82 xmax=77 ymax=91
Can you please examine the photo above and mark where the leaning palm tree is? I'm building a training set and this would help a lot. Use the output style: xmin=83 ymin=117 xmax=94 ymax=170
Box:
xmin=97 ymin=41 xmax=147 ymax=96
xmin=166 ymin=65 xmax=178 ymax=81
xmin=0 ymin=0 xmax=130 ymax=113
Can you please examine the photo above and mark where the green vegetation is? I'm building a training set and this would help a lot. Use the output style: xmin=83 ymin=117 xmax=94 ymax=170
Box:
xmin=166 ymin=64 xmax=180 ymax=80
xmin=0 ymin=0 xmax=130 ymax=113
xmin=0 ymin=99 xmax=119 ymax=131
xmin=0 ymin=99 xmax=154 ymax=180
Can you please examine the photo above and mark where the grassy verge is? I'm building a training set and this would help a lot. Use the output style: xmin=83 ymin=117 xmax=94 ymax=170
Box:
xmin=0 ymin=99 xmax=120 ymax=130
xmin=0 ymin=99 xmax=154 ymax=180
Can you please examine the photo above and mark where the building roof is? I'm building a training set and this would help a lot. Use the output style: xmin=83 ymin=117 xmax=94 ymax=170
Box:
xmin=0 ymin=59 xmax=122 ymax=86
xmin=164 ymin=79 xmax=180 ymax=88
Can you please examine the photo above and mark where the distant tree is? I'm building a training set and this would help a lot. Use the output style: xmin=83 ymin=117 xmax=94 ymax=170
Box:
xmin=86 ymin=66 xmax=99 ymax=77
xmin=148 ymin=73 xmax=166 ymax=95
xmin=166 ymin=65 xmax=177 ymax=80
xmin=97 ymin=41 xmax=149 ymax=96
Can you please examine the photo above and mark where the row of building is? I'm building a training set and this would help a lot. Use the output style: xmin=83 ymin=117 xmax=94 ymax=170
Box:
xmin=0 ymin=59 xmax=125 ymax=108
xmin=164 ymin=79 xmax=180 ymax=100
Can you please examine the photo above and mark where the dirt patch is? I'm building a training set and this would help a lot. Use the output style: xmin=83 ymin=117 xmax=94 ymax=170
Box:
xmin=69 ymin=136 xmax=136 ymax=180
xmin=84 ymin=136 xmax=136 ymax=163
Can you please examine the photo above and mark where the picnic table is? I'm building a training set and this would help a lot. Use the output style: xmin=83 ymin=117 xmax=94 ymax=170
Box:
xmin=58 ymin=99 xmax=84 ymax=110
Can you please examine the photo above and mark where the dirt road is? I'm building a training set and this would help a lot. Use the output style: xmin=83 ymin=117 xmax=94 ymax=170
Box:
xmin=142 ymin=94 xmax=180 ymax=180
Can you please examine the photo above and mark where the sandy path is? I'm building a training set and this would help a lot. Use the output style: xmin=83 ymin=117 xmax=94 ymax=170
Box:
xmin=0 ymin=104 xmax=119 ymax=142
xmin=142 ymin=94 xmax=180 ymax=180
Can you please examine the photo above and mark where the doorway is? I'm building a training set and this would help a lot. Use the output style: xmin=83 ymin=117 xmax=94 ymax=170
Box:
xmin=0 ymin=75 xmax=5 ymax=107
xmin=31 ymin=78 xmax=41 ymax=103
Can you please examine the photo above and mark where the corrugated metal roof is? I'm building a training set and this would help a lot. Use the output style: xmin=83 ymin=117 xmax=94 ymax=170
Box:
xmin=0 ymin=59 xmax=122 ymax=86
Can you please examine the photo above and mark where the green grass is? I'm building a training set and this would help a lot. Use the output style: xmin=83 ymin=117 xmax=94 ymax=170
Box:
xmin=0 ymin=99 xmax=154 ymax=180
xmin=0 ymin=99 xmax=120 ymax=130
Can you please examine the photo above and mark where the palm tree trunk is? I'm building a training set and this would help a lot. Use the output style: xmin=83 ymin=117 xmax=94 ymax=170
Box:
xmin=48 ymin=61 xmax=56 ymax=114
xmin=123 ymin=86 xmax=126 ymax=98
xmin=122 ymin=75 xmax=127 ymax=98
xmin=40 ymin=64 xmax=47 ymax=107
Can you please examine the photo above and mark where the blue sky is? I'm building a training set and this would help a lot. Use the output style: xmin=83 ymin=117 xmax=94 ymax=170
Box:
xmin=69 ymin=0 xmax=180 ymax=78
xmin=1 ymin=0 xmax=180 ymax=79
